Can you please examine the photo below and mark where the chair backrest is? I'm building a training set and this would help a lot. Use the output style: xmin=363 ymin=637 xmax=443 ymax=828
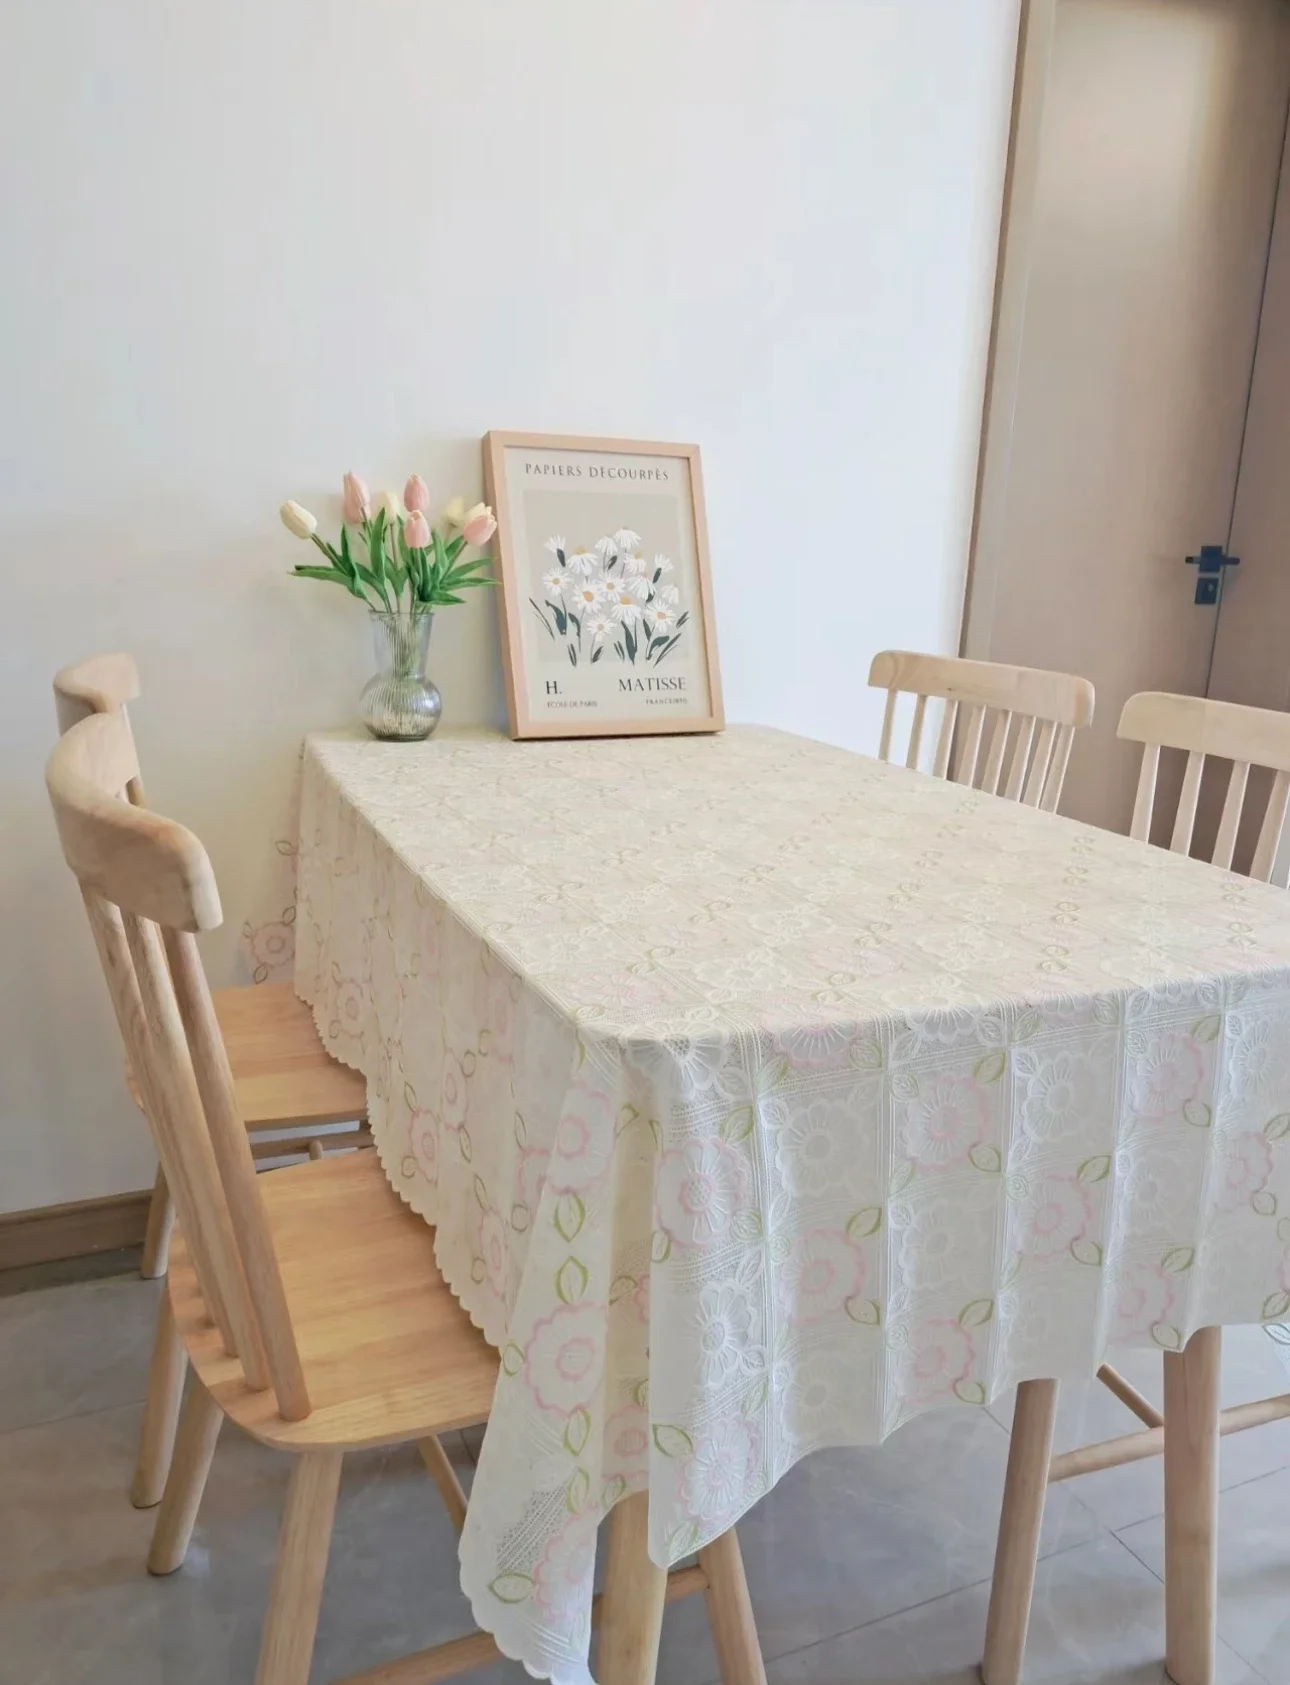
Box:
xmin=1118 ymin=691 xmax=1290 ymax=879
xmin=52 ymin=653 xmax=147 ymax=804
xmin=868 ymin=650 xmax=1095 ymax=813
xmin=45 ymin=711 xmax=310 ymax=1421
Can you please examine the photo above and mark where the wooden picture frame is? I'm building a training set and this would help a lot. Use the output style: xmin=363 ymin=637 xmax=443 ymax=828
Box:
xmin=483 ymin=431 xmax=724 ymax=739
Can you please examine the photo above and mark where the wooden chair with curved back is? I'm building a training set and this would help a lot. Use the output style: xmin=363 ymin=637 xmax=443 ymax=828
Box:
xmin=53 ymin=654 xmax=368 ymax=1510
xmin=44 ymin=710 xmax=767 ymax=1685
xmin=867 ymin=651 xmax=1096 ymax=811
xmin=984 ymin=690 xmax=1290 ymax=1685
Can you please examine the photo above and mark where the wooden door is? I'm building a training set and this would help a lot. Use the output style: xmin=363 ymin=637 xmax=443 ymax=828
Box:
xmin=964 ymin=0 xmax=1290 ymax=834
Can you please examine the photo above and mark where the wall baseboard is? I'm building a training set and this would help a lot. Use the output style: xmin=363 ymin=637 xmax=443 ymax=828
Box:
xmin=0 ymin=1188 xmax=152 ymax=1272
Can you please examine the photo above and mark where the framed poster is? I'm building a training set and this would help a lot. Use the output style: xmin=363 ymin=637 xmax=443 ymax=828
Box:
xmin=483 ymin=431 xmax=724 ymax=739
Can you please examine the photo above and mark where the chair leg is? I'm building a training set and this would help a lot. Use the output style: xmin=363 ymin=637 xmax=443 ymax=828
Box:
xmin=418 ymin=1435 xmax=469 ymax=1534
xmin=139 ymin=1164 xmax=176 ymax=1280
xmin=255 ymin=1451 xmax=344 ymax=1685
xmin=699 ymin=1528 xmax=766 ymax=1685
xmin=983 ymin=1378 xmax=1059 ymax=1685
xmin=598 ymin=1490 xmax=669 ymax=1685
xmin=1164 ymin=1328 xmax=1220 ymax=1685
xmin=131 ymin=1288 xmax=187 ymax=1508
xmin=147 ymin=1379 xmax=224 ymax=1574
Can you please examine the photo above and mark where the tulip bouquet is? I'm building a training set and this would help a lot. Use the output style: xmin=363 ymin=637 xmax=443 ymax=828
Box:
xmin=280 ymin=473 xmax=497 ymax=612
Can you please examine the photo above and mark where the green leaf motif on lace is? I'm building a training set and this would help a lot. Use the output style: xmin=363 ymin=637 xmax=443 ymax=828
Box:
xmin=565 ymin=1467 xmax=591 ymax=1514
xmin=959 ymin=1299 xmax=993 ymax=1329
xmin=564 ymin=1407 xmax=591 ymax=1456
xmin=653 ymin=1424 xmax=693 ymax=1458
xmin=847 ymin=1206 xmax=883 ymax=1240
xmin=1077 ymin=1155 xmax=1111 ymax=1184
xmin=974 ymin=1050 xmax=1006 ymax=1084
xmin=489 ymin=1573 xmax=535 ymax=1604
xmin=555 ymin=1256 xmax=589 ymax=1305
xmin=845 ymin=1297 xmax=881 ymax=1325
xmin=555 ymin=1192 xmax=586 ymax=1242
xmin=722 ymin=1105 xmax=755 ymax=1143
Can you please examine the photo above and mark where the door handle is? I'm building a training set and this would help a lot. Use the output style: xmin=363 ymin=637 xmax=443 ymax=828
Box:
xmin=1186 ymin=544 xmax=1239 ymax=605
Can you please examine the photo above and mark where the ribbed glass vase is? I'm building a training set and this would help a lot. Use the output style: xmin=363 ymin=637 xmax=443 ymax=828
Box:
xmin=359 ymin=609 xmax=441 ymax=741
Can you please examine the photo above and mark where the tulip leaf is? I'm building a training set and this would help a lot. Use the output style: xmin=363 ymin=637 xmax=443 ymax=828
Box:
xmin=431 ymin=528 xmax=449 ymax=592
xmin=292 ymin=565 xmax=353 ymax=589
xmin=338 ymin=525 xmax=357 ymax=580
xmin=368 ymin=508 xmax=388 ymax=588
xmin=445 ymin=533 xmax=468 ymax=562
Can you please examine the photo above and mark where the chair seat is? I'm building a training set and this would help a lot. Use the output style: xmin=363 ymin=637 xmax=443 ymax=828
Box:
xmin=128 ymin=981 xmax=368 ymax=1130
xmin=168 ymin=1150 xmax=498 ymax=1451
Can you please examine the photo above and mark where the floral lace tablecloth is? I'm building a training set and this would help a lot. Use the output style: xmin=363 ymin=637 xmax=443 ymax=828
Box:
xmin=295 ymin=725 xmax=1290 ymax=1685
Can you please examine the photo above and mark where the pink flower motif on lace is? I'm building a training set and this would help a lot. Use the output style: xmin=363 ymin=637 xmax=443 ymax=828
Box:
xmin=1215 ymin=1131 xmax=1273 ymax=1213
xmin=1016 ymin=1173 xmax=1092 ymax=1260
xmin=331 ymin=976 xmax=365 ymax=1039
xmin=477 ymin=1208 xmax=508 ymax=1299
xmin=485 ymin=973 xmax=518 ymax=1063
xmin=777 ymin=1230 xmax=864 ymax=1324
xmin=1128 ymin=1031 xmax=1205 ymax=1121
xmin=524 ymin=1303 xmax=605 ymax=1415
xmin=900 ymin=1074 xmax=990 ymax=1169
xmin=532 ymin=1510 xmax=598 ymax=1642
xmin=548 ymin=1081 xmax=616 ymax=1194
xmin=604 ymin=1404 xmax=650 ymax=1482
xmin=656 ymin=1137 xmax=750 ymax=1248
xmin=410 ymin=1103 xmax=437 ymax=1182
xmin=904 ymin=1317 xmax=975 ymax=1403
xmin=679 ymin=1417 xmax=759 ymax=1530
xmin=245 ymin=918 xmax=295 ymax=983
xmin=1111 ymin=1259 xmax=1177 ymax=1341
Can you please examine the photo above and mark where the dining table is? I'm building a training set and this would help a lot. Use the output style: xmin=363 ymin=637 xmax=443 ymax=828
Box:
xmin=294 ymin=723 xmax=1290 ymax=1685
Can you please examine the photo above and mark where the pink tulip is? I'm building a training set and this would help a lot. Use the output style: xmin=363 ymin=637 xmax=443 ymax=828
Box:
xmin=342 ymin=472 xmax=370 ymax=524
xmin=461 ymin=503 xmax=497 ymax=547
xmin=404 ymin=509 xmax=431 ymax=549
xmin=403 ymin=473 xmax=430 ymax=513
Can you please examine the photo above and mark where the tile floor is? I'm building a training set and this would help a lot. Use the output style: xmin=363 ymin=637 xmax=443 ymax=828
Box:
xmin=1 ymin=1260 xmax=1289 ymax=1684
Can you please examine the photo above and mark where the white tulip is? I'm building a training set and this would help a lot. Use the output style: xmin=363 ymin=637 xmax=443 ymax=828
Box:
xmin=376 ymin=489 xmax=403 ymax=524
xmin=441 ymin=496 xmax=467 ymax=531
xmin=280 ymin=500 xmax=317 ymax=540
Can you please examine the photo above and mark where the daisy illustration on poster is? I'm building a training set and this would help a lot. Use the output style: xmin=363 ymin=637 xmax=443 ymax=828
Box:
xmin=483 ymin=433 xmax=723 ymax=739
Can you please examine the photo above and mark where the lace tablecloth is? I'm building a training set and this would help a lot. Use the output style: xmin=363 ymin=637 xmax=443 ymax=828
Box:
xmin=295 ymin=725 xmax=1290 ymax=1684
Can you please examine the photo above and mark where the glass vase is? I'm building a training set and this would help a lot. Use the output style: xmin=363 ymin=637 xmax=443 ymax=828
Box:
xmin=359 ymin=609 xmax=441 ymax=741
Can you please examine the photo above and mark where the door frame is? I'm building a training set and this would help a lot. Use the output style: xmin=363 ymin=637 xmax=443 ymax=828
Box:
xmin=960 ymin=0 xmax=1056 ymax=663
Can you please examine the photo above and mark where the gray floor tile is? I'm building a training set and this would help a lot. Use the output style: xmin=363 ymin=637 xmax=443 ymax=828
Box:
xmin=1118 ymin=1462 xmax=1290 ymax=1684
xmin=0 ymin=1401 xmax=501 ymax=1685
xmin=653 ymin=1408 xmax=1100 ymax=1685
xmin=989 ymin=1327 xmax=1290 ymax=1533
xmin=0 ymin=1272 xmax=160 ymax=1433
xmin=765 ymin=1534 xmax=1262 ymax=1685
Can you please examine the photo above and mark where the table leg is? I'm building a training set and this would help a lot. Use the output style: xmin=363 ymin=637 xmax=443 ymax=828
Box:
xmin=1164 ymin=1327 xmax=1220 ymax=1685
xmin=598 ymin=1491 xmax=668 ymax=1685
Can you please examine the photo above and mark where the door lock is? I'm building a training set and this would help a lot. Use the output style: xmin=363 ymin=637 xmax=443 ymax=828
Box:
xmin=1186 ymin=544 xmax=1239 ymax=605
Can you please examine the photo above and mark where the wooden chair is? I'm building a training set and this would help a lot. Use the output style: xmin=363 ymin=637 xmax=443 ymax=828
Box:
xmin=867 ymin=651 xmax=1095 ymax=811
xmin=54 ymin=654 xmax=368 ymax=1509
xmin=44 ymin=710 xmax=766 ymax=1685
xmin=984 ymin=690 xmax=1290 ymax=1685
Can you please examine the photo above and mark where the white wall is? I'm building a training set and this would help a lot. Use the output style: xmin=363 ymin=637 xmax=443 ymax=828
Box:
xmin=0 ymin=0 xmax=1018 ymax=1212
